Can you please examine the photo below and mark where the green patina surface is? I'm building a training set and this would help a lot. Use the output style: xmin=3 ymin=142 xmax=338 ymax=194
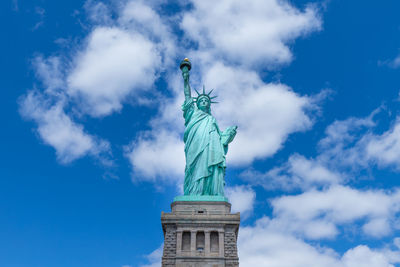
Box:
xmin=173 ymin=195 xmax=229 ymax=202
xmin=179 ymin=59 xmax=237 ymax=200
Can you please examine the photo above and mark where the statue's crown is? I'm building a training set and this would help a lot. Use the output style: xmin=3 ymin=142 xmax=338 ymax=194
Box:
xmin=193 ymin=85 xmax=218 ymax=104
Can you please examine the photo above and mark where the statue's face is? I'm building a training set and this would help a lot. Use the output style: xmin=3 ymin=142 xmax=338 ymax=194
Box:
xmin=197 ymin=96 xmax=210 ymax=112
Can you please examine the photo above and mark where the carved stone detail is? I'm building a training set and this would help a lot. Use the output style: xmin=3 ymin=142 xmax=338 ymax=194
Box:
xmin=161 ymin=201 xmax=240 ymax=266
xmin=162 ymin=224 xmax=177 ymax=266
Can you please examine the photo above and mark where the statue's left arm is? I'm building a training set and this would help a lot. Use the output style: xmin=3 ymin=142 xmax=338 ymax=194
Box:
xmin=221 ymin=126 xmax=238 ymax=147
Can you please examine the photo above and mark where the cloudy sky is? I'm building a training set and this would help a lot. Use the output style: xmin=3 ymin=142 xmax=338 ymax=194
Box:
xmin=2 ymin=0 xmax=400 ymax=266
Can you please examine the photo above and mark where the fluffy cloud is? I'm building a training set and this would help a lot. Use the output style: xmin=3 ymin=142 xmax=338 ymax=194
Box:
xmin=68 ymin=0 xmax=177 ymax=118
xmin=225 ymin=185 xmax=256 ymax=218
xmin=84 ymin=0 xmax=113 ymax=25
xmin=391 ymin=55 xmax=400 ymax=68
xmin=125 ymin=130 xmax=184 ymax=183
xmin=33 ymin=56 xmax=65 ymax=93
xmin=119 ymin=0 xmax=177 ymax=65
xmin=19 ymin=91 xmax=110 ymax=164
xmin=271 ymin=185 xmax=400 ymax=239
xmin=138 ymin=245 xmax=162 ymax=267
xmin=364 ymin=119 xmax=400 ymax=168
xmin=283 ymin=154 xmax=341 ymax=186
xmin=239 ymin=217 xmax=399 ymax=267
xmin=241 ymin=153 xmax=341 ymax=191
xmin=379 ymin=54 xmax=400 ymax=69
xmin=317 ymin=111 xmax=400 ymax=171
xmin=181 ymin=0 xmax=321 ymax=67
xmin=67 ymin=26 xmax=161 ymax=117
xmin=239 ymin=217 xmax=339 ymax=267
xmin=342 ymin=246 xmax=395 ymax=267
xmin=317 ymin=114 xmax=376 ymax=170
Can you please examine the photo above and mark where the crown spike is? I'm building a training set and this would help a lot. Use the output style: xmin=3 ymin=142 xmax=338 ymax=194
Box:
xmin=193 ymin=85 xmax=219 ymax=105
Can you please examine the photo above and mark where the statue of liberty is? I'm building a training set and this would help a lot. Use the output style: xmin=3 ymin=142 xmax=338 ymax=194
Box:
xmin=180 ymin=58 xmax=237 ymax=197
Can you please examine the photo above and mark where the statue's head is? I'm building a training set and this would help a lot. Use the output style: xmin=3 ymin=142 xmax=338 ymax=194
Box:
xmin=194 ymin=85 xmax=217 ymax=113
xmin=197 ymin=95 xmax=211 ymax=113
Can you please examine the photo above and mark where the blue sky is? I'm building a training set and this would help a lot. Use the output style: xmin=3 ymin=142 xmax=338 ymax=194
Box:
xmin=3 ymin=0 xmax=400 ymax=266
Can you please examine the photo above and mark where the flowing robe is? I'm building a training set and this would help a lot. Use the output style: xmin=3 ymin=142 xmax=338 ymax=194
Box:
xmin=182 ymin=98 xmax=230 ymax=196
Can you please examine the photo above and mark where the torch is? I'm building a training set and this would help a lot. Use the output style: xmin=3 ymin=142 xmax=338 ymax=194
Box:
xmin=180 ymin=58 xmax=191 ymax=73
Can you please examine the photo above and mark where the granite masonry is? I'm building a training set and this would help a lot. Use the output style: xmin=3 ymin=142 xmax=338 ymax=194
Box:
xmin=161 ymin=201 xmax=240 ymax=267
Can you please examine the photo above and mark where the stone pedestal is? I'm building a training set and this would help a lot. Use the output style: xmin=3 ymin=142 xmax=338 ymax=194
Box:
xmin=161 ymin=201 xmax=240 ymax=267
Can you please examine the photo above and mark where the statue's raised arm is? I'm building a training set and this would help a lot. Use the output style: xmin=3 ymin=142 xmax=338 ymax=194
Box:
xmin=180 ymin=58 xmax=191 ymax=101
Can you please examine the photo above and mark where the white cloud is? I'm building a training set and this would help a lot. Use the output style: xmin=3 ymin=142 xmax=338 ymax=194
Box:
xmin=379 ymin=54 xmax=400 ymax=69
xmin=120 ymin=1 xmax=170 ymax=41
xmin=364 ymin=119 xmax=400 ymax=168
xmin=138 ymin=245 xmax=162 ymax=267
xmin=119 ymin=1 xmax=177 ymax=67
xmin=317 ymin=111 xmax=400 ymax=171
xmin=317 ymin=114 xmax=376 ymax=170
xmin=286 ymin=154 xmax=341 ymax=185
xmin=225 ymin=186 xmax=256 ymax=219
xmin=19 ymin=91 xmax=110 ymax=164
xmin=271 ymin=185 xmax=400 ymax=239
xmin=84 ymin=0 xmax=113 ymax=25
xmin=181 ymin=0 xmax=321 ymax=67
xmin=238 ymin=216 xmax=400 ymax=267
xmin=68 ymin=0 xmax=177 ymax=118
xmin=342 ymin=245 xmax=395 ymax=267
xmin=33 ymin=56 xmax=65 ymax=94
xmin=391 ymin=55 xmax=400 ymax=68
xmin=241 ymin=153 xmax=341 ymax=191
xmin=239 ymin=217 xmax=339 ymax=267
xmin=125 ymin=130 xmax=184 ymax=183
xmin=67 ymin=26 xmax=161 ymax=117
xmin=363 ymin=218 xmax=391 ymax=238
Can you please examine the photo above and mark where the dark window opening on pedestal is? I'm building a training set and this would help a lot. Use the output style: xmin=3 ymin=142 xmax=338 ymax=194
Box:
xmin=182 ymin=231 xmax=190 ymax=251
xmin=210 ymin=231 xmax=219 ymax=252
xmin=196 ymin=231 xmax=205 ymax=251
